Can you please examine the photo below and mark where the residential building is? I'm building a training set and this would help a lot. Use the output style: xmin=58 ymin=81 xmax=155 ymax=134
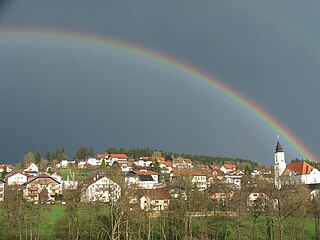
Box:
xmin=220 ymin=164 xmax=236 ymax=174
xmin=23 ymin=162 xmax=39 ymax=176
xmin=171 ymin=169 xmax=208 ymax=190
xmin=172 ymin=157 xmax=193 ymax=169
xmin=281 ymin=161 xmax=320 ymax=185
xmin=134 ymin=188 xmax=170 ymax=211
xmin=4 ymin=172 xmax=29 ymax=185
xmin=24 ymin=174 xmax=61 ymax=202
xmin=81 ymin=176 xmax=121 ymax=203
xmin=0 ymin=164 xmax=14 ymax=173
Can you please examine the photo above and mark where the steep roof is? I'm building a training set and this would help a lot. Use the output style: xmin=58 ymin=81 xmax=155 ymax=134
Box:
xmin=275 ymin=140 xmax=283 ymax=152
xmin=285 ymin=161 xmax=314 ymax=175
xmin=223 ymin=164 xmax=236 ymax=169
xmin=136 ymin=188 xmax=171 ymax=200
xmin=162 ymin=161 xmax=173 ymax=167
xmin=24 ymin=174 xmax=61 ymax=185
xmin=24 ymin=162 xmax=38 ymax=170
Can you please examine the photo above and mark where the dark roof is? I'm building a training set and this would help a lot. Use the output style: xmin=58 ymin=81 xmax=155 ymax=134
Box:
xmin=139 ymin=175 xmax=154 ymax=182
xmin=136 ymin=188 xmax=171 ymax=200
xmin=275 ymin=140 xmax=283 ymax=152
xmin=24 ymin=174 xmax=61 ymax=185
xmin=0 ymin=179 xmax=5 ymax=183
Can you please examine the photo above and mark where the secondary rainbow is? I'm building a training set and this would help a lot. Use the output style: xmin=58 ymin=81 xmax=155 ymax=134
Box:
xmin=0 ymin=28 xmax=316 ymax=162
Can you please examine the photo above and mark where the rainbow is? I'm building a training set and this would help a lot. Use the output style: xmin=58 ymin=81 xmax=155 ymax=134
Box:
xmin=0 ymin=28 xmax=316 ymax=162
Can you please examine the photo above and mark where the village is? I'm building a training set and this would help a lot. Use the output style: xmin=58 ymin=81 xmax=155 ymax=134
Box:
xmin=1 ymin=139 xmax=320 ymax=213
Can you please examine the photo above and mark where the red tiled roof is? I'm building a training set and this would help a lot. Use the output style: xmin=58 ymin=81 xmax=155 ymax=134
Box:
xmin=0 ymin=164 xmax=14 ymax=169
xmin=96 ymin=153 xmax=128 ymax=159
xmin=133 ymin=170 xmax=159 ymax=175
xmin=163 ymin=161 xmax=173 ymax=167
xmin=24 ymin=162 xmax=38 ymax=169
xmin=196 ymin=164 xmax=209 ymax=169
xmin=223 ymin=164 xmax=236 ymax=169
xmin=109 ymin=154 xmax=128 ymax=159
xmin=286 ymin=161 xmax=314 ymax=175
xmin=210 ymin=164 xmax=221 ymax=170
xmin=96 ymin=153 xmax=109 ymax=157
xmin=120 ymin=161 xmax=133 ymax=167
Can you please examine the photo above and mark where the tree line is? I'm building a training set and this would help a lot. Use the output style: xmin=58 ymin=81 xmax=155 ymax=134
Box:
xmin=1 ymin=174 xmax=320 ymax=239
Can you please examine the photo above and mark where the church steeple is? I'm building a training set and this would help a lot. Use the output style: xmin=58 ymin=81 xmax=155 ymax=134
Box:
xmin=275 ymin=140 xmax=283 ymax=152
xmin=274 ymin=135 xmax=286 ymax=189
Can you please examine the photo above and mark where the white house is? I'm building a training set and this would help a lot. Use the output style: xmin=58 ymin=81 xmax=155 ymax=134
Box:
xmin=81 ymin=176 xmax=121 ymax=203
xmin=159 ymin=161 xmax=173 ymax=173
xmin=23 ymin=162 xmax=39 ymax=175
xmin=57 ymin=159 xmax=76 ymax=168
xmin=96 ymin=154 xmax=128 ymax=165
xmin=5 ymin=172 xmax=29 ymax=185
xmin=135 ymin=188 xmax=171 ymax=211
xmin=86 ymin=158 xmax=102 ymax=166
xmin=171 ymin=169 xmax=208 ymax=191
xmin=0 ymin=164 xmax=14 ymax=173
xmin=224 ymin=175 xmax=242 ymax=189
xmin=220 ymin=164 xmax=237 ymax=174
xmin=119 ymin=162 xmax=133 ymax=172
xmin=0 ymin=180 xmax=5 ymax=201
xmin=172 ymin=157 xmax=193 ymax=169
xmin=281 ymin=161 xmax=320 ymax=186
xmin=125 ymin=170 xmax=160 ymax=189
xmin=136 ymin=157 xmax=153 ymax=167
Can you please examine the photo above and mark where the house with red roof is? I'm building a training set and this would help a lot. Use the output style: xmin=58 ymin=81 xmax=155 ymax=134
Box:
xmin=281 ymin=161 xmax=320 ymax=185
xmin=96 ymin=153 xmax=128 ymax=165
xmin=0 ymin=164 xmax=14 ymax=173
xmin=171 ymin=169 xmax=209 ymax=190
xmin=119 ymin=161 xmax=134 ymax=172
xmin=136 ymin=157 xmax=154 ymax=167
xmin=23 ymin=162 xmax=39 ymax=176
xmin=220 ymin=164 xmax=237 ymax=174
xmin=159 ymin=161 xmax=173 ymax=173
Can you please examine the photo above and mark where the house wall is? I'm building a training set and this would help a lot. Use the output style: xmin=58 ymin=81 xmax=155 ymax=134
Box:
xmin=82 ymin=177 xmax=120 ymax=202
xmin=306 ymin=169 xmax=320 ymax=184
xmin=7 ymin=173 xmax=27 ymax=185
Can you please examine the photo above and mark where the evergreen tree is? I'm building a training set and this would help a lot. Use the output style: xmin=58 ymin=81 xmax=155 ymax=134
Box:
xmin=34 ymin=150 xmax=42 ymax=164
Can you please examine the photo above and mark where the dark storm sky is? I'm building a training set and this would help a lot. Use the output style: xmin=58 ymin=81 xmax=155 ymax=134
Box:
xmin=0 ymin=0 xmax=319 ymax=164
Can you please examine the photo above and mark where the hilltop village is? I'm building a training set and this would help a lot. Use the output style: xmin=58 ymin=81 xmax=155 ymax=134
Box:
xmin=1 ymin=140 xmax=320 ymax=208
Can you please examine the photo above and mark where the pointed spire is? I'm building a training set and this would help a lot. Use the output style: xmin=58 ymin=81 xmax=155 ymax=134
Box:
xmin=275 ymin=135 xmax=284 ymax=152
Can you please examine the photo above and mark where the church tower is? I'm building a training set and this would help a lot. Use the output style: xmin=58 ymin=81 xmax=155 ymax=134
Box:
xmin=274 ymin=136 xmax=286 ymax=189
